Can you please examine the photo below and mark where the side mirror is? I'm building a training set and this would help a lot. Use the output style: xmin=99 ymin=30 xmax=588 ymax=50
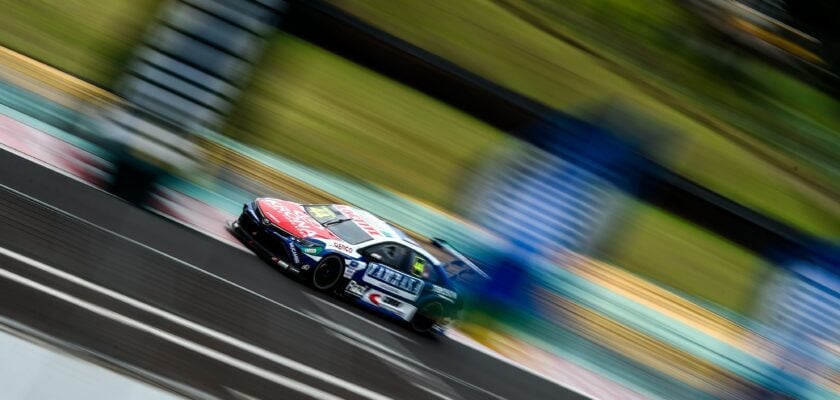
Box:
xmin=369 ymin=252 xmax=382 ymax=261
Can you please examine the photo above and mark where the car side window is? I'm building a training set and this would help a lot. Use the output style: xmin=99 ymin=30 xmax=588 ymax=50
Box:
xmin=362 ymin=242 xmax=410 ymax=269
xmin=403 ymin=252 xmax=437 ymax=282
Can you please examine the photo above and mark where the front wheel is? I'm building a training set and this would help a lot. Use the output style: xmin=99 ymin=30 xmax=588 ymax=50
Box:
xmin=311 ymin=256 xmax=345 ymax=291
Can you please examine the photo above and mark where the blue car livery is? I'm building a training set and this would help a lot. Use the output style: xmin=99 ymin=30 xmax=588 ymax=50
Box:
xmin=228 ymin=198 xmax=470 ymax=333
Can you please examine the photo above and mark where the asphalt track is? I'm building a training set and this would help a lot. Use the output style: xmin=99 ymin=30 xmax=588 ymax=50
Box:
xmin=0 ymin=149 xmax=587 ymax=400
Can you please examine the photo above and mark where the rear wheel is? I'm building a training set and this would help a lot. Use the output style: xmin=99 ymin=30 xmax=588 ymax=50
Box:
xmin=311 ymin=256 xmax=344 ymax=291
xmin=411 ymin=301 xmax=445 ymax=333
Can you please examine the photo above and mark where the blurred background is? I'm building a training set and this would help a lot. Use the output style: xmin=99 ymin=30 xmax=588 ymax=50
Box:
xmin=0 ymin=0 xmax=838 ymax=399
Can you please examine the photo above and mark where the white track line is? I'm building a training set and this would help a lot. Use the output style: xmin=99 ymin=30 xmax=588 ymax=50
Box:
xmin=0 ymin=183 xmax=315 ymax=319
xmin=0 ymin=144 xmax=110 ymax=194
xmin=305 ymin=293 xmax=415 ymax=343
xmin=0 ymin=146 xmax=246 ymax=254
xmin=0 ymin=182 xmax=416 ymax=345
xmin=0 ymin=265 xmax=340 ymax=400
xmin=444 ymin=331 xmax=596 ymax=400
xmin=412 ymin=383 xmax=458 ymax=400
xmin=308 ymin=312 xmax=505 ymax=400
xmin=0 ymin=315 xmax=216 ymax=400
xmin=0 ymin=176 xmax=579 ymax=397
xmin=1 ymin=118 xmax=609 ymax=398
xmin=0 ymin=246 xmax=391 ymax=400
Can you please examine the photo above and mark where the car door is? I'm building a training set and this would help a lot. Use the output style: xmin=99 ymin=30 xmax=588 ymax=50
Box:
xmin=359 ymin=242 xmax=426 ymax=301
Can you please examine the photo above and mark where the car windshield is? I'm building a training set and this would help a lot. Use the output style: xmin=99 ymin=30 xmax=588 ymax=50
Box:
xmin=304 ymin=205 xmax=341 ymax=224
xmin=304 ymin=205 xmax=372 ymax=245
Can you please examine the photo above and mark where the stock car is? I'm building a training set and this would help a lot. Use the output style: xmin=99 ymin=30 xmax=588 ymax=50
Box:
xmin=228 ymin=198 xmax=486 ymax=333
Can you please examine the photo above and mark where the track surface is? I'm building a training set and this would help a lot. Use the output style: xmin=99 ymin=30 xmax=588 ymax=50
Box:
xmin=0 ymin=149 xmax=586 ymax=400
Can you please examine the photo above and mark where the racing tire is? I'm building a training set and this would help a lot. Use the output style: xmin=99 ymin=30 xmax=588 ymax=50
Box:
xmin=410 ymin=301 xmax=445 ymax=333
xmin=311 ymin=256 xmax=345 ymax=291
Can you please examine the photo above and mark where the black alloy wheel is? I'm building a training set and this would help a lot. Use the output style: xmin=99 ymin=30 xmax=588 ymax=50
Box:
xmin=411 ymin=301 xmax=445 ymax=333
xmin=311 ymin=256 xmax=344 ymax=291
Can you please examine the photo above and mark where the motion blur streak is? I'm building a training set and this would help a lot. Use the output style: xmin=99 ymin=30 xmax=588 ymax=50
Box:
xmin=0 ymin=258 xmax=347 ymax=400
xmin=0 ymin=244 xmax=392 ymax=399
xmin=2 ymin=0 xmax=839 ymax=399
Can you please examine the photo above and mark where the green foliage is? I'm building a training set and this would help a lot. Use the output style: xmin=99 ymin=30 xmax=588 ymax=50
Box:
xmin=0 ymin=0 xmax=162 ymax=87
xmin=226 ymin=34 xmax=508 ymax=209
xmin=334 ymin=0 xmax=840 ymax=237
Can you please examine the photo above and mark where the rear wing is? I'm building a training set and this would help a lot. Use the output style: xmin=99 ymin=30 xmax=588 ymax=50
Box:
xmin=431 ymin=238 xmax=490 ymax=280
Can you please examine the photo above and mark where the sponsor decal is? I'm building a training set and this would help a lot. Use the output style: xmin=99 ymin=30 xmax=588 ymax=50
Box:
xmin=345 ymin=260 xmax=365 ymax=273
xmin=258 ymin=199 xmax=332 ymax=238
xmin=381 ymin=296 xmax=401 ymax=307
xmin=334 ymin=205 xmax=381 ymax=237
xmin=431 ymin=285 xmax=458 ymax=300
xmin=365 ymin=263 xmax=424 ymax=296
xmin=345 ymin=280 xmax=366 ymax=296
xmin=302 ymin=247 xmax=320 ymax=255
xmin=332 ymin=242 xmax=353 ymax=254
xmin=288 ymin=242 xmax=300 ymax=264
xmin=367 ymin=293 xmax=401 ymax=308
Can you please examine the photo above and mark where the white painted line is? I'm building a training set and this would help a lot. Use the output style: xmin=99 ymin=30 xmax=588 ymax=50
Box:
xmin=0 ymin=246 xmax=391 ymax=400
xmin=0 ymin=147 xmax=249 ymax=255
xmin=0 ymin=183 xmax=311 ymax=320
xmin=305 ymin=293 xmax=416 ymax=343
xmin=2 ymin=150 xmax=506 ymax=362
xmin=331 ymin=334 xmax=464 ymax=400
xmin=308 ymin=312 xmax=505 ymax=400
xmin=0 ymin=324 xmax=184 ymax=400
xmin=2 ymin=119 xmax=596 ymax=397
xmin=0 ymin=181 xmax=573 ymax=397
xmin=0 ymin=316 xmax=215 ymax=400
xmin=444 ymin=331 xmax=597 ymax=400
xmin=0 ymin=144 xmax=110 ymax=194
xmin=0 ymin=265 xmax=342 ymax=400
xmin=226 ymin=387 xmax=263 ymax=400
xmin=332 ymin=334 xmax=425 ymax=376
xmin=412 ymin=383 xmax=458 ymax=400
xmin=306 ymin=311 xmax=418 ymax=366
xmin=146 ymin=206 xmax=249 ymax=253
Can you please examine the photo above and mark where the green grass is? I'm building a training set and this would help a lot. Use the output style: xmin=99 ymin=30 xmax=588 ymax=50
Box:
xmin=332 ymin=0 xmax=840 ymax=238
xmin=519 ymin=0 xmax=840 ymax=182
xmin=0 ymin=0 xmax=161 ymax=87
xmin=225 ymin=34 xmax=509 ymax=209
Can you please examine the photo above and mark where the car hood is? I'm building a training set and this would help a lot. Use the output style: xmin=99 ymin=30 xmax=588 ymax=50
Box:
xmin=256 ymin=198 xmax=339 ymax=240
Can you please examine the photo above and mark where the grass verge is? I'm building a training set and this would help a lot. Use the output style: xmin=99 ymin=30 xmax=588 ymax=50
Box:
xmin=0 ymin=0 xmax=161 ymax=87
xmin=332 ymin=0 xmax=840 ymax=238
xmin=225 ymin=34 xmax=510 ymax=209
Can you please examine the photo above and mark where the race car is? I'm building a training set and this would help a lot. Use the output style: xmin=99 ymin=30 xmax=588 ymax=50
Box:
xmin=228 ymin=198 xmax=484 ymax=333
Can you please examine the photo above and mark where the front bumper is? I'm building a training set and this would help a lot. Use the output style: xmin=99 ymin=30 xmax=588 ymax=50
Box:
xmin=228 ymin=205 xmax=300 ymax=273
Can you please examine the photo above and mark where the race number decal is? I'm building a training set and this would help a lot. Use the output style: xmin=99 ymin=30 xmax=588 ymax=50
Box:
xmin=363 ymin=263 xmax=424 ymax=301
